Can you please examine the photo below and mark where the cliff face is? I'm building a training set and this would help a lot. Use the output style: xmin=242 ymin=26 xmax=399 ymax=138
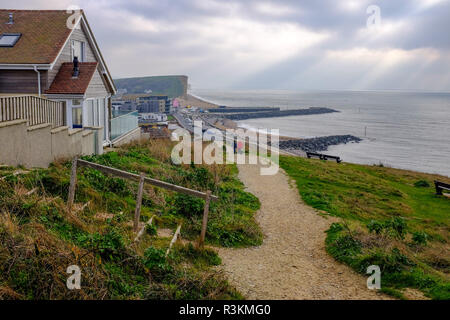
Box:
xmin=114 ymin=75 xmax=188 ymax=98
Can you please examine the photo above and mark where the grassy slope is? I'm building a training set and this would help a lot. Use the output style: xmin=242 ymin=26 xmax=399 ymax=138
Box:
xmin=280 ymin=156 xmax=450 ymax=300
xmin=0 ymin=140 xmax=261 ymax=300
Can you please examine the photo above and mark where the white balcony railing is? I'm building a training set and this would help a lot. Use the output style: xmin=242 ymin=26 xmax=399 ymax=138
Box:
xmin=0 ymin=95 xmax=66 ymax=128
xmin=110 ymin=111 xmax=139 ymax=141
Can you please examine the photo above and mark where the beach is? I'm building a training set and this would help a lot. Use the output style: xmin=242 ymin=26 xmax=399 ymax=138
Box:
xmin=178 ymin=93 xmax=218 ymax=110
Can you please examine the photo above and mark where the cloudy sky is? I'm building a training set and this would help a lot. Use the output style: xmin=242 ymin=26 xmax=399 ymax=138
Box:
xmin=3 ymin=0 xmax=450 ymax=91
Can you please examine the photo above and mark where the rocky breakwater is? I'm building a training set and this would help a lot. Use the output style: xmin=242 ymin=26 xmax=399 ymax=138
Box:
xmin=278 ymin=135 xmax=362 ymax=153
xmin=222 ymin=107 xmax=338 ymax=120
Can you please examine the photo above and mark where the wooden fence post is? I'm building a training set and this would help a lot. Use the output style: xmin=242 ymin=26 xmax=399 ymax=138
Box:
xmin=134 ymin=215 xmax=155 ymax=243
xmin=68 ymin=157 xmax=78 ymax=210
xmin=166 ymin=224 xmax=182 ymax=257
xmin=198 ymin=190 xmax=212 ymax=248
xmin=134 ymin=173 xmax=146 ymax=232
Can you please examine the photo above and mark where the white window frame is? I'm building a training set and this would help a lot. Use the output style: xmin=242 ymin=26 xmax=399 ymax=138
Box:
xmin=85 ymin=97 xmax=108 ymax=132
xmin=0 ymin=33 xmax=21 ymax=47
xmin=71 ymin=40 xmax=85 ymax=62
xmin=65 ymin=99 xmax=84 ymax=129
xmin=84 ymin=98 xmax=94 ymax=127
xmin=71 ymin=106 xmax=83 ymax=128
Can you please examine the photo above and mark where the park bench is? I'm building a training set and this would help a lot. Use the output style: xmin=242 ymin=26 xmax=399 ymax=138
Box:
xmin=306 ymin=152 xmax=342 ymax=163
xmin=434 ymin=181 xmax=450 ymax=196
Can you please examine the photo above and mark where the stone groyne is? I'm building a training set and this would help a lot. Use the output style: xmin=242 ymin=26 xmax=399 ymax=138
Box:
xmin=209 ymin=107 xmax=280 ymax=113
xmin=278 ymin=135 xmax=362 ymax=153
xmin=221 ymin=107 xmax=338 ymax=120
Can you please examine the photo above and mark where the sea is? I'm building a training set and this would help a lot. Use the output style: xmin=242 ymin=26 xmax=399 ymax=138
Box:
xmin=191 ymin=89 xmax=450 ymax=177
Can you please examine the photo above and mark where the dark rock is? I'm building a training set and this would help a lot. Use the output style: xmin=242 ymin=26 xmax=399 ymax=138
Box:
xmin=278 ymin=135 xmax=362 ymax=153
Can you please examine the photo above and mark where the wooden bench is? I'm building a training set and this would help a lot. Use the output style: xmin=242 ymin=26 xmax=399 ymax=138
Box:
xmin=306 ymin=152 xmax=342 ymax=163
xmin=434 ymin=181 xmax=450 ymax=196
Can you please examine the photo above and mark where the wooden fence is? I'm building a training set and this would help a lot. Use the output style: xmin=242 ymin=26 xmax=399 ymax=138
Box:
xmin=67 ymin=158 xmax=219 ymax=247
xmin=0 ymin=95 xmax=66 ymax=128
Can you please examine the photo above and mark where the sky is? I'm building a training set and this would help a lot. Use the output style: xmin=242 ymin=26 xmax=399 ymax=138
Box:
xmin=2 ymin=0 xmax=450 ymax=91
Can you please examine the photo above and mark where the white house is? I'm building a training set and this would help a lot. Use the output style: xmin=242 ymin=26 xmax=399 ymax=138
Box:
xmin=0 ymin=10 xmax=138 ymax=145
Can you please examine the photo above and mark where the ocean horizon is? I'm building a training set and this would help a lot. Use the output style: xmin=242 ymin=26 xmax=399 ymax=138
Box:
xmin=191 ymin=89 xmax=450 ymax=177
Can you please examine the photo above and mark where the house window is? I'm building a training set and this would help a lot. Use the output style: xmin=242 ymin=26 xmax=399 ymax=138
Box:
xmin=99 ymin=98 xmax=106 ymax=138
xmin=72 ymin=107 xmax=82 ymax=128
xmin=86 ymin=99 xmax=94 ymax=126
xmin=71 ymin=40 xmax=85 ymax=62
xmin=0 ymin=33 xmax=21 ymax=47
xmin=94 ymin=99 xmax=99 ymax=126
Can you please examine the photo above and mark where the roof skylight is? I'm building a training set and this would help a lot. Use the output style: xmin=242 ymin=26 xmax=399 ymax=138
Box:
xmin=0 ymin=33 xmax=21 ymax=47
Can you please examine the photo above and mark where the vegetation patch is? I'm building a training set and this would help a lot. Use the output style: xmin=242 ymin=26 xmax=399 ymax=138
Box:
xmin=0 ymin=139 xmax=259 ymax=300
xmin=280 ymin=156 xmax=450 ymax=300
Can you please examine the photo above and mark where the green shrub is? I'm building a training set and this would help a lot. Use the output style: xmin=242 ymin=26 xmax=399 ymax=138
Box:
xmin=412 ymin=231 xmax=429 ymax=245
xmin=328 ymin=222 xmax=344 ymax=234
xmin=35 ymin=202 xmax=91 ymax=244
xmin=145 ymin=223 xmax=157 ymax=236
xmin=366 ymin=217 xmax=407 ymax=239
xmin=143 ymin=247 xmax=172 ymax=275
xmin=414 ymin=180 xmax=430 ymax=188
xmin=39 ymin=171 xmax=70 ymax=198
xmin=357 ymin=248 xmax=414 ymax=274
xmin=84 ymin=169 xmax=130 ymax=197
xmin=174 ymin=193 xmax=205 ymax=218
xmin=146 ymin=269 xmax=241 ymax=300
xmin=103 ymin=262 xmax=147 ymax=299
xmin=78 ymin=227 xmax=126 ymax=260
xmin=179 ymin=243 xmax=222 ymax=266
xmin=328 ymin=234 xmax=362 ymax=263
xmin=323 ymin=223 xmax=447 ymax=298
xmin=387 ymin=217 xmax=407 ymax=240
xmin=190 ymin=167 xmax=212 ymax=189
xmin=212 ymin=228 xmax=244 ymax=247
xmin=367 ymin=220 xmax=384 ymax=234
xmin=176 ymin=166 xmax=213 ymax=190
xmin=233 ymin=189 xmax=260 ymax=211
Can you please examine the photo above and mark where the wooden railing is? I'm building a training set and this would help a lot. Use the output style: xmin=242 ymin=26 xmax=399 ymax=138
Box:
xmin=0 ymin=95 xmax=66 ymax=128
xmin=68 ymin=158 xmax=219 ymax=247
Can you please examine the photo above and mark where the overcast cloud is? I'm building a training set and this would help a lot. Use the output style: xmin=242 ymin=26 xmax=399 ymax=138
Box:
xmin=2 ymin=0 xmax=450 ymax=91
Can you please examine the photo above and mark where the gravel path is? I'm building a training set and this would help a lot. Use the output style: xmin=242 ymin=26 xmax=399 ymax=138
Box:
xmin=218 ymin=162 xmax=389 ymax=300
